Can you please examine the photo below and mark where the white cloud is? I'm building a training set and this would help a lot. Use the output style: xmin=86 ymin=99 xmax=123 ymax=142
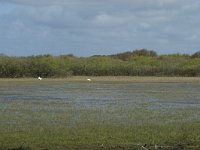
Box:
xmin=93 ymin=13 xmax=129 ymax=27
xmin=186 ymin=35 xmax=198 ymax=41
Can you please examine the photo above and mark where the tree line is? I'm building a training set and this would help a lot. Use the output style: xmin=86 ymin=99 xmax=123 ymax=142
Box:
xmin=0 ymin=49 xmax=200 ymax=78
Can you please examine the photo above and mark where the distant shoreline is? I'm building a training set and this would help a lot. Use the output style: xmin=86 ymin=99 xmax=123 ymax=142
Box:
xmin=0 ymin=76 xmax=200 ymax=83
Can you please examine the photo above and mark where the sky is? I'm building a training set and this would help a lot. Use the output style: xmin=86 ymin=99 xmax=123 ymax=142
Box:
xmin=0 ymin=0 xmax=200 ymax=56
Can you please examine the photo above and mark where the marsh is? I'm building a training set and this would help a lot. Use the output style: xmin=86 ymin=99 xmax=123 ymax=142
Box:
xmin=0 ymin=77 xmax=200 ymax=149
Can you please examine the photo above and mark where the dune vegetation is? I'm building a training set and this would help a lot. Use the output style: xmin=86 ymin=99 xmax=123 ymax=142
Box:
xmin=0 ymin=49 xmax=200 ymax=78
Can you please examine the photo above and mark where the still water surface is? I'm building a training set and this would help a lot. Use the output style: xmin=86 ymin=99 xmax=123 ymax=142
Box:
xmin=1 ymin=80 xmax=200 ymax=127
xmin=1 ymin=81 xmax=200 ymax=106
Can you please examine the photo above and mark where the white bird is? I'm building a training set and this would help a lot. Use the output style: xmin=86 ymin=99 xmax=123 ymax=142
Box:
xmin=38 ymin=77 xmax=42 ymax=80
xmin=87 ymin=78 xmax=91 ymax=81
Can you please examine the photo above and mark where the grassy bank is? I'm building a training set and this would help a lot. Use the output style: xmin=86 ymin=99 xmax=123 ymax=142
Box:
xmin=0 ymin=76 xmax=200 ymax=82
xmin=0 ymin=77 xmax=200 ymax=149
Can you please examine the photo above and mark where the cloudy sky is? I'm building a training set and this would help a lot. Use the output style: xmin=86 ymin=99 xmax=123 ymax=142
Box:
xmin=0 ymin=0 xmax=200 ymax=56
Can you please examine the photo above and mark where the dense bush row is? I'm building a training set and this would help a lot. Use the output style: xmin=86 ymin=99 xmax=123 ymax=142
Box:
xmin=0 ymin=49 xmax=200 ymax=77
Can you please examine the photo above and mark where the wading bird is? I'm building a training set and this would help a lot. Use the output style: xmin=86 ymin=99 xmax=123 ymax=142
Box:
xmin=38 ymin=77 xmax=42 ymax=80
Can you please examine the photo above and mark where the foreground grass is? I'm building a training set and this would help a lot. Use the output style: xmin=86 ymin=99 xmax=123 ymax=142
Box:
xmin=1 ymin=123 xmax=200 ymax=149
xmin=1 ymin=119 xmax=200 ymax=149
xmin=1 ymin=77 xmax=200 ymax=149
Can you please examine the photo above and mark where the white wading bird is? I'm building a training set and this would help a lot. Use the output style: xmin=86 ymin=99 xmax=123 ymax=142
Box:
xmin=87 ymin=78 xmax=91 ymax=81
xmin=38 ymin=77 xmax=42 ymax=80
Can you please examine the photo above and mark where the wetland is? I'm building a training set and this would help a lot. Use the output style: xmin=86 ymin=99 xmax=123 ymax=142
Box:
xmin=0 ymin=77 xmax=200 ymax=149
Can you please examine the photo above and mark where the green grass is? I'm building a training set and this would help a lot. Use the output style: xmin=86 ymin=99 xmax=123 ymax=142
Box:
xmin=0 ymin=77 xmax=200 ymax=149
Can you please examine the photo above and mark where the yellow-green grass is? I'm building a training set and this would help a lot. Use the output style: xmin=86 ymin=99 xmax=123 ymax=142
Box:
xmin=0 ymin=76 xmax=200 ymax=82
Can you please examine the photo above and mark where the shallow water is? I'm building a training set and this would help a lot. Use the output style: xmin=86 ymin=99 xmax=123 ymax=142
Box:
xmin=1 ymin=80 xmax=200 ymax=128
xmin=1 ymin=81 xmax=200 ymax=105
